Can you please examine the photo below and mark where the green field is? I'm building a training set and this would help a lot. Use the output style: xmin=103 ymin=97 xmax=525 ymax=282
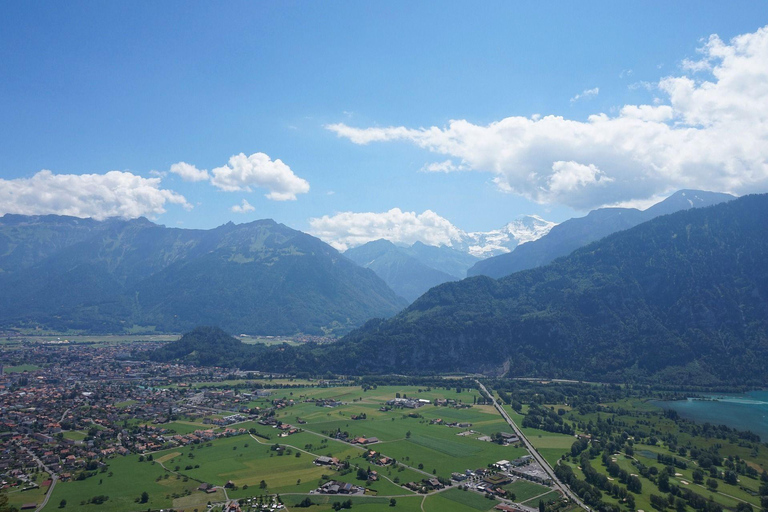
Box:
xmin=4 ymin=473 xmax=52 ymax=510
xmin=43 ymin=383 xmax=550 ymax=511
xmin=423 ymin=488 xmax=496 ymax=512
xmin=47 ymin=453 xmax=197 ymax=512
xmin=503 ymin=479 xmax=551 ymax=502
xmin=241 ymin=385 xmax=525 ymax=480
xmin=2 ymin=364 xmax=42 ymax=373
xmin=522 ymin=490 xmax=561 ymax=506
xmin=62 ymin=430 xmax=87 ymax=441
xmin=282 ymin=494 xmax=424 ymax=512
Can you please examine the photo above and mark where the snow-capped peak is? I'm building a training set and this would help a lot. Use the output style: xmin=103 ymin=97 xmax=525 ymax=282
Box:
xmin=455 ymin=215 xmax=557 ymax=258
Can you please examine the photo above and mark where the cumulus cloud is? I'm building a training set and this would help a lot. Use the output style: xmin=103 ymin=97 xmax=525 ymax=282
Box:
xmin=210 ymin=152 xmax=310 ymax=201
xmin=327 ymin=25 xmax=768 ymax=210
xmin=309 ymin=208 xmax=464 ymax=251
xmin=169 ymin=161 xmax=210 ymax=182
xmin=0 ymin=170 xmax=190 ymax=220
xmin=230 ymin=199 xmax=255 ymax=213
xmin=570 ymin=87 xmax=600 ymax=103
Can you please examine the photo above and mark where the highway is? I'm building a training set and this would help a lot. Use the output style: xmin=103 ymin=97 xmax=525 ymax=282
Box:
xmin=476 ymin=380 xmax=591 ymax=512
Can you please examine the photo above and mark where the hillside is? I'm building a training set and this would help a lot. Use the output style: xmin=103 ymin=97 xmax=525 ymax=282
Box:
xmin=468 ymin=190 xmax=735 ymax=279
xmin=343 ymin=239 xmax=455 ymax=302
xmin=0 ymin=215 xmax=407 ymax=335
xmin=344 ymin=239 xmax=467 ymax=302
xmin=164 ymin=194 xmax=768 ymax=386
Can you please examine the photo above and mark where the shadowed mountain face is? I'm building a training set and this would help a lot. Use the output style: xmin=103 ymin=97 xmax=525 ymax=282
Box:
xmin=344 ymin=239 xmax=476 ymax=302
xmin=0 ymin=215 xmax=407 ymax=335
xmin=162 ymin=194 xmax=768 ymax=386
xmin=468 ymin=190 xmax=735 ymax=279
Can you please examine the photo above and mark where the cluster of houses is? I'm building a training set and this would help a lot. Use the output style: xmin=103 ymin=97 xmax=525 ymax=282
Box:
xmin=350 ymin=436 xmax=379 ymax=445
xmin=431 ymin=418 xmax=473 ymax=428
xmin=404 ymin=478 xmax=445 ymax=492
xmin=477 ymin=432 xmax=520 ymax=445
xmin=257 ymin=417 xmax=302 ymax=437
xmin=385 ymin=397 xmax=430 ymax=409
xmin=316 ymin=480 xmax=365 ymax=495
xmin=0 ymin=340 xmax=294 ymax=497
xmin=363 ymin=449 xmax=393 ymax=466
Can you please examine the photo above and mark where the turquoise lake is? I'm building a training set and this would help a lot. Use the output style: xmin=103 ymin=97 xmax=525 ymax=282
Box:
xmin=654 ymin=389 xmax=768 ymax=440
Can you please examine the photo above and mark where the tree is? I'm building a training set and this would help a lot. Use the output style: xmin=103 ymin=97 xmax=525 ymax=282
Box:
xmin=627 ymin=475 xmax=642 ymax=494
xmin=658 ymin=471 xmax=670 ymax=492
xmin=260 ymin=480 xmax=267 ymax=489
xmin=140 ymin=491 xmax=149 ymax=504
xmin=706 ymin=478 xmax=719 ymax=491
xmin=693 ymin=469 xmax=705 ymax=484
xmin=59 ymin=499 xmax=67 ymax=508
xmin=390 ymin=498 xmax=397 ymax=507
xmin=539 ymin=499 xmax=547 ymax=512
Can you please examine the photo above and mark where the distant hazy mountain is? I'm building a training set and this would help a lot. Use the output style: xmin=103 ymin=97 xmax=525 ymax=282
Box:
xmin=344 ymin=239 xmax=468 ymax=302
xmin=188 ymin=194 xmax=768 ymax=386
xmin=404 ymin=241 xmax=479 ymax=278
xmin=342 ymin=215 xmax=555 ymax=301
xmin=0 ymin=215 xmax=407 ymax=335
xmin=468 ymin=190 xmax=735 ymax=279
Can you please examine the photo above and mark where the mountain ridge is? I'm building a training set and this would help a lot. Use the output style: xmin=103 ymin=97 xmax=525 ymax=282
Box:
xmin=0 ymin=215 xmax=407 ymax=335
xmin=153 ymin=194 xmax=768 ymax=387
xmin=467 ymin=189 xmax=735 ymax=279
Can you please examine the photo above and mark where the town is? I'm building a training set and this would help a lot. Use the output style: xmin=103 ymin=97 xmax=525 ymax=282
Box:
xmin=0 ymin=337 xmax=568 ymax=512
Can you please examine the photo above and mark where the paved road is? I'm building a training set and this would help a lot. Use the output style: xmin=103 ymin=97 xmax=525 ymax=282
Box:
xmin=34 ymin=476 xmax=57 ymax=512
xmin=476 ymin=380 xmax=591 ymax=512
xmin=17 ymin=444 xmax=58 ymax=512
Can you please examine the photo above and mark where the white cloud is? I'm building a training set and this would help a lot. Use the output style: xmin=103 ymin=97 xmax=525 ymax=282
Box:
xmin=169 ymin=161 xmax=210 ymax=182
xmin=545 ymin=161 xmax=613 ymax=208
xmin=420 ymin=159 xmax=466 ymax=173
xmin=570 ymin=87 xmax=600 ymax=103
xmin=230 ymin=199 xmax=255 ymax=213
xmin=628 ymin=81 xmax=655 ymax=91
xmin=309 ymin=208 xmax=464 ymax=251
xmin=210 ymin=152 xmax=310 ymax=201
xmin=681 ymin=58 xmax=711 ymax=73
xmin=0 ymin=170 xmax=190 ymax=220
xmin=326 ymin=25 xmax=768 ymax=210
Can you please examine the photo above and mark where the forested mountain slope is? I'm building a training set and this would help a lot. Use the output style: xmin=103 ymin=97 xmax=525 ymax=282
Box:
xmin=158 ymin=194 xmax=768 ymax=386
xmin=0 ymin=215 xmax=407 ymax=334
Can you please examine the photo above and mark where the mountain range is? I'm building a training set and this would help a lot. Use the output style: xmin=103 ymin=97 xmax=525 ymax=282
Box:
xmin=0 ymin=215 xmax=406 ymax=335
xmin=343 ymin=191 xmax=733 ymax=302
xmin=153 ymin=194 xmax=768 ymax=386
xmin=450 ymin=215 xmax=557 ymax=258
xmin=468 ymin=190 xmax=735 ymax=278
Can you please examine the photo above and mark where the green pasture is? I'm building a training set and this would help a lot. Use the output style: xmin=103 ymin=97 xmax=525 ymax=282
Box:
xmin=45 ymin=453 xmax=196 ymax=512
xmin=503 ymin=479 xmax=551 ymax=502
xmin=422 ymin=488 xmax=496 ymax=512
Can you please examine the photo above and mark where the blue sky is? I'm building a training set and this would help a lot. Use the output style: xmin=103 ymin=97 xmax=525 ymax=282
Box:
xmin=1 ymin=2 xmax=767 ymax=248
